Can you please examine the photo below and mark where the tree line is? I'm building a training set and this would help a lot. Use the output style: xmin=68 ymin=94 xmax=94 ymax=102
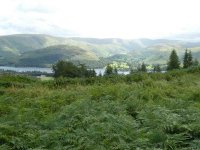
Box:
xmin=136 ymin=49 xmax=199 ymax=73
xmin=167 ymin=49 xmax=199 ymax=70
xmin=52 ymin=49 xmax=199 ymax=78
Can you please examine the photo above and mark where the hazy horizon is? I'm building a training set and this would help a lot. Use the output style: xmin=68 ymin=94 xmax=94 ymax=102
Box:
xmin=1 ymin=0 xmax=200 ymax=39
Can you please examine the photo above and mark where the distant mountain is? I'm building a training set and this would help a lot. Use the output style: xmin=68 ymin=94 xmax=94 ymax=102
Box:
xmin=169 ymin=33 xmax=200 ymax=42
xmin=18 ymin=45 xmax=98 ymax=67
xmin=0 ymin=34 xmax=143 ymax=66
xmin=0 ymin=34 xmax=200 ymax=67
xmin=0 ymin=34 xmax=64 ymax=52
xmin=0 ymin=34 xmax=135 ymax=56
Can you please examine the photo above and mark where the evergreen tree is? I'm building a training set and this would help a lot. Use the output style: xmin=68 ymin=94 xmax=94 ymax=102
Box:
xmin=141 ymin=62 xmax=147 ymax=72
xmin=183 ymin=49 xmax=189 ymax=68
xmin=167 ymin=49 xmax=180 ymax=70
xmin=193 ymin=58 xmax=199 ymax=66
xmin=188 ymin=50 xmax=193 ymax=67
xmin=183 ymin=49 xmax=193 ymax=68
xmin=153 ymin=64 xmax=161 ymax=72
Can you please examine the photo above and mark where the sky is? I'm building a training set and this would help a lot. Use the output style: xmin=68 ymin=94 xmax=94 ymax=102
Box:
xmin=0 ymin=0 xmax=200 ymax=39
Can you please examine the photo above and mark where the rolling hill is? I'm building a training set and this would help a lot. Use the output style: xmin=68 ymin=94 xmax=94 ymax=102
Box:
xmin=18 ymin=45 xmax=99 ymax=67
xmin=1 ymin=34 xmax=200 ymax=67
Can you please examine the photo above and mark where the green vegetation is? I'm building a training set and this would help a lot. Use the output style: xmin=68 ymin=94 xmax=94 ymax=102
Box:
xmin=167 ymin=49 xmax=180 ymax=70
xmin=52 ymin=60 xmax=96 ymax=78
xmin=109 ymin=61 xmax=129 ymax=70
xmin=19 ymin=45 xmax=98 ymax=67
xmin=137 ymin=62 xmax=147 ymax=72
xmin=1 ymin=67 xmax=200 ymax=149
xmin=183 ymin=49 xmax=193 ymax=68
xmin=193 ymin=58 xmax=199 ymax=66
xmin=153 ymin=64 xmax=161 ymax=72
xmin=104 ymin=64 xmax=118 ymax=76
xmin=141 ymin=62 xmax=147 ymax=72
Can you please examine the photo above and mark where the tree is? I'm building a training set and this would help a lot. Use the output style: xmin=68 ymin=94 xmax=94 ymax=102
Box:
xmin=92 ymin=69 xmax=96 ymax=77
xmin=52 ymin=60 xmax=96 ymax=78
xmin=85 ymin=69 xmax=96 ymax=77
xmin=137 ymin=63 xmax=147 ymax=72
xmin=79 ymin=64 xmax=88 ymax=77
xmin=104 ymin=64 xmax=119 ymax=76
xmin=52 ymin=60 xmax=79 ymax=78
xmin=153 ymin=64 xmax=161 ymax=72
xmin=183 ymin=49 xmax=193 ymax=68
xmin=188 ymin=50 xmax=193 ymax=67
xmin=104 ymin=64 xmax=113 ymax=76
xmin=183 ymin=49 xmax=189 ymax=68
xmin=167 ymin=49 xmax=180 ymax=70
xmin=193 ymin=58 xmax=199 ymax=66
xmin=141 ymin=62 xmax=147 ymax=72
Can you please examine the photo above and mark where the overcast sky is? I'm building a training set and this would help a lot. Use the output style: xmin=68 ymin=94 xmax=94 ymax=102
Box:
xmin=0 ymin=0 xmax=200 ymax=39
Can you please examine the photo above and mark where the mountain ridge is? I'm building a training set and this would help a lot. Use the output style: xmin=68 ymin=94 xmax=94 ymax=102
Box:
xmin=0 ymin=34 xmax=200 ymax=67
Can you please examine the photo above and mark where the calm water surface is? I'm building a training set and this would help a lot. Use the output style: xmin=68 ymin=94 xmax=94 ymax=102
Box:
xmin=0 ymin=66 xmax=130 ymax=75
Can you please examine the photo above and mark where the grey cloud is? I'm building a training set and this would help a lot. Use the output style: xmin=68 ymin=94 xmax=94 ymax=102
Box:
xmin=0 ymin=20 xmax=80 ymax=37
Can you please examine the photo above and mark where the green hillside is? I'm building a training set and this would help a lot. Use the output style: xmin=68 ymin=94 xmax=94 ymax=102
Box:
xmin=1 ymin=34 xmax=200 ymax=67
xmin=0 ymin=34 xmax=68 ymax=66
xmin=0 ymin=34 xmax=136 ymax=66
xmin=18 ymin=45 xmax=98 ymax=67
xmin=0 ymin=34 xmax=67 ymax=52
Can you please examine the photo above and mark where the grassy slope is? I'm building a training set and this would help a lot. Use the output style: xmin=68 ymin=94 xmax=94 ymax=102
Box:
xmin=18 ymin=45 xmax=99 ymax=67
xmin=0 ymin=35 xmax=132 ymax=58
xmin=0 ymin=34 xmax=69 ymax=52
xmin=1 ymin=68 xmax=200 ymax=149
xmin=0 ymin=34 xmax=67 ymax=66
xmin=0 ymin=35 xmax=135 ymax=66
xmin=141 ymin=40 xmax=200 ymax=64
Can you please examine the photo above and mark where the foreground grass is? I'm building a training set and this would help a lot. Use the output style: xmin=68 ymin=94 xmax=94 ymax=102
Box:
xmin=1 ymin=69 xmax=200 ymax=149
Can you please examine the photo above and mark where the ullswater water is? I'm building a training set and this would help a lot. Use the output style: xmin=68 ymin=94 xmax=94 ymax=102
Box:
xmin=0 ymin=66 xmax=130 ymax=75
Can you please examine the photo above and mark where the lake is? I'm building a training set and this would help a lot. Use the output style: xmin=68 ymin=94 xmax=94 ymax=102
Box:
xmin=0 ymin=66 xmax=130 ymax=75
xmin=0 ymin=66 xmax=53 ymax=73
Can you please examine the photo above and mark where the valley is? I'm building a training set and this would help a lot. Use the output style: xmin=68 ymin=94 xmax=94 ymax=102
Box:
xmin=1 ymin=34 xmax=200 ymax=68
